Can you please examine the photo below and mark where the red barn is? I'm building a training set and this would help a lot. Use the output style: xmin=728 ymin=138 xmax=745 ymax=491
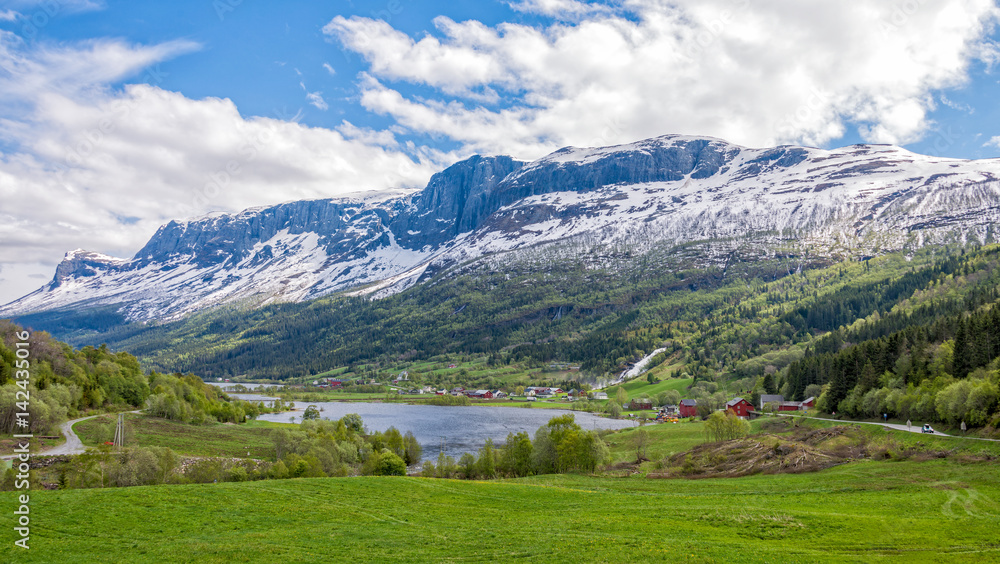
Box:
xmin=778 ymin=402 xmax=802 ymax=412
xmin=679 ymin=399 xmax=698 ymax=418
xmin=725 ymin=398 xmax=753 ymax=418
xmin=800 ymin=397 xmax=815 ymax=409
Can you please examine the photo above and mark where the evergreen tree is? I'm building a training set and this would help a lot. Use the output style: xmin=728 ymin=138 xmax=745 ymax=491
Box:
xmin=953 ymin=318 xmax=969 ymax=378
xmin=762 ymin=373 xmax=777 ymax=395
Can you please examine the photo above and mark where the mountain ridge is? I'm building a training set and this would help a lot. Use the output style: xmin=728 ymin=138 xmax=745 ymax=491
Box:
xmin=4 ymin=133 xmax=1000 ymax=322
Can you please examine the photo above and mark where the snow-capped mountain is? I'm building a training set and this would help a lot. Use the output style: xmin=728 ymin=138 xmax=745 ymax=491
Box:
xmin=4 ymin=134 xmax=1000 ymax=321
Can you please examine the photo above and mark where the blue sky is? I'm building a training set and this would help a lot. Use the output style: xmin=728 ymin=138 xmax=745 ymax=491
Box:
xmin=1 ymin=0 xmax=1000 ymax=303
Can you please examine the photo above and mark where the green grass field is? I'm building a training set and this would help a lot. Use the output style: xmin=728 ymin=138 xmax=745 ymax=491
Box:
xmin=73 ymin=414 xmax=289 ymax=459
xmin=605 ymin=420 xmax=709 ymax=463
xmin=3 ymin=458 xmax=998 ymax=563
xmin=611 ymin=376 xmax=694 ymax=398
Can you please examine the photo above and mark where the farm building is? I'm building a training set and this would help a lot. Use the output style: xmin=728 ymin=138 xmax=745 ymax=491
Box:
xmin=725 ymin=398 xmax=753 ymax=418
xmin=778 ymin=397 xmax=816 ymax=411
xmin=679 ymin=399 xmax=698 ymax=418
xmin=467 ymin=390 xmax=494 ymax=399
xmin=760 ymin=394 xmax=784 ymax=409
xmin=593 ymin=392 xmax=608 ymax=400
xmin=630 ymin=398 xmax=653 ymax=410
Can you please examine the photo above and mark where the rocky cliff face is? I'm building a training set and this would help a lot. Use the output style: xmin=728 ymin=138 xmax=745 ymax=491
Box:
xmin=5 ymin=134 xmax=1000 ymax=321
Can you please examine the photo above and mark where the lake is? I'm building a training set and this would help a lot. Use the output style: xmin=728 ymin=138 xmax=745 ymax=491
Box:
xmin=206 ymin=382 xmax=284 ymax=391
xmin=253 ymin=400 xmax=637 ymax=463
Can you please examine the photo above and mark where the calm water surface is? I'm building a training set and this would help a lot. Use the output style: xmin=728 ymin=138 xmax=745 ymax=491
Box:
xmin=253 ymin=400 xmax=636 ymax=462
xmin=206 ymin=382 xmax=284 ymax=391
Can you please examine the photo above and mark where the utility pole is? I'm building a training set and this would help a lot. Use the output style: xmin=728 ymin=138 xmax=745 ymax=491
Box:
xmin=112 ymin=413 xmax=124 ymax=450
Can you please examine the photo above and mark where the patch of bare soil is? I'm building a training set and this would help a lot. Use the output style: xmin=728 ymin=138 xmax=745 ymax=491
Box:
xmin=647 ymin=437 xmax=842 ymax=479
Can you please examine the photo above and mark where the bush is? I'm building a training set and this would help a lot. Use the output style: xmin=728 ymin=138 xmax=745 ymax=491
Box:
xmin=704 ymin=411 xmax=750 ymax=442
xmin=226 ymin=466 xmax=249 ymax=482
xmin=376 ymin=451 xmax=407 ymax=476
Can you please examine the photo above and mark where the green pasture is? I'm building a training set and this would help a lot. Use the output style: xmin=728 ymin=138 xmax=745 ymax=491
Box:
xmin=3 ymin=458 xmax=998 ymax=563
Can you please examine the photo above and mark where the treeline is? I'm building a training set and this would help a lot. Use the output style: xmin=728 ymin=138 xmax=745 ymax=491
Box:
xmin=0 ymin=321 xmax=277 ymax=433
xmin=269 ymin=415 xmax=421 ymax=478
xmin=779 ymin=252 xmax=968 ymax=334
xmin=145 ymin=372 xmax=284 ymax=424
xmin=7 ymin=413 xmax=611 ymax=490
xmin=783 ymin=296 xmax=1000 ymax=427
xmin=421 ymin=414 xmax=610 ymax=479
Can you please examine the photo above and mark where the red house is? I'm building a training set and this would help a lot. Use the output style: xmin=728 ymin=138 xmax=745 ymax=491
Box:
xmin=779 ymin=397 xmax=816 ymax=411
xmin=725 ymin=398 xmax=753 ymax=418
xmin=679 ymin=399 xmax=698 ymax=418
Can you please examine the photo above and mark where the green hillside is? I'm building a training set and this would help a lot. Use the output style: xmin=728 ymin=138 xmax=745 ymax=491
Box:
xmin=12 ymin=244 xmax=1000 ymax=429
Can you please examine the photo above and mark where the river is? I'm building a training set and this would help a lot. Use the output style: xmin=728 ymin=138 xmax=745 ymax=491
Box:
xmin=251 ymin=400 xmax=637 ymax=462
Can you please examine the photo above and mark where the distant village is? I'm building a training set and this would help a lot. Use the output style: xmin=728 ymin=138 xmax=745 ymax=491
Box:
xmin=306 ymin=373 xmax=816 ymax=422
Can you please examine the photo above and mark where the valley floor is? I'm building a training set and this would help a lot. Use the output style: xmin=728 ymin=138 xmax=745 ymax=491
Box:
xmin=2 ymin=458 xmax=998 ymax=563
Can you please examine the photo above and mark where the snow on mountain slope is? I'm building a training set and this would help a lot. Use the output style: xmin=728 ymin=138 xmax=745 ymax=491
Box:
xmin=4 ymin=135 xmax=1000 ymax=321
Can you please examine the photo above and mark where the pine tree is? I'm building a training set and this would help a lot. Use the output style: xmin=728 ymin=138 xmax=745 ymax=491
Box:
xmin=762 ymin=373 xmax=777 ymax=395
xmin=953 ymin=318 xmax=969 ymax=378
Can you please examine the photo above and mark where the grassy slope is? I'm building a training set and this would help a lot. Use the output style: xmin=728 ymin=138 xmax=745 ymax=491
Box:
xmin=3 ymin=459 xmax=999 ymax=563
xmin=72 ymin=414 xmax=290 ymax=459
xmin=613 ymin=375 xmax=694 ymax=398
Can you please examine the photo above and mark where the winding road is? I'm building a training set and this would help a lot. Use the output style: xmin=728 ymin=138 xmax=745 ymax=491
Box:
xmin=2 ymin=411 xmax=142 ymax=459
xmin=777 ymin=413 xmax=1000 ymax=442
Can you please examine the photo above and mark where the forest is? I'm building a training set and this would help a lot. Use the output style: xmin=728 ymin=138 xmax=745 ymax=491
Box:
xmin=0 ymin=320 xmax=280 ymax=434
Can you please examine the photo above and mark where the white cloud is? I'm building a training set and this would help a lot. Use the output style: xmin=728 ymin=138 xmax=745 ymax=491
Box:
xmin=326 ymin=0 xmax=1000 ymax=158
xmin=299 ymin=79 xmax=329 ymax=110
xmin=322 ymin=62 xmax=336 ymax=75
xmin=984 ymin=135 xmax=1000 ymax=148
xmin=0 ymin=36 xmax=442 ymax=303
xmin=940 ymin=94 xmax=975 ymax=114
xmin=5 ymin=0 xmax=104 ymax=16
xmin=507 ymin=0 xmax=616 ymax=19
xmin=0 ymin=10 xmax=18 ymax=21
xmin=305 ymin=91 xmax=328 ymax=110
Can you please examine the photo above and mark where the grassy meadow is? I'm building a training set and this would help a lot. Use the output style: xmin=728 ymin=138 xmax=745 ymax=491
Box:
xmin=72 ymin=414 xmax=292 ymax=459
xmin=2 ymin=457 xmax=998 ymax=563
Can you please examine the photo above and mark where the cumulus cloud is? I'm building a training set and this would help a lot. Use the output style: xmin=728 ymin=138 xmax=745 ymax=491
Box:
xmin=984 ymin=136 xmax=1000 ymax=149
xmin=0 ymin=35 xmax=442 ymax=303
xmin=0 ymin=10 xmax=18 ymax=21
xmin=326 ymin=0 xmax=1000 ymax=158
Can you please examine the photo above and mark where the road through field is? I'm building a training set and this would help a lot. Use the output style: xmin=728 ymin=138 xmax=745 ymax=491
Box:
xmin=0 ymin=414 xmax=98 ymax=460
xmin=777 ymin=413 xmax=1000 ymax=442
xmin=2 ymin=411 xmax=143 ymax=459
